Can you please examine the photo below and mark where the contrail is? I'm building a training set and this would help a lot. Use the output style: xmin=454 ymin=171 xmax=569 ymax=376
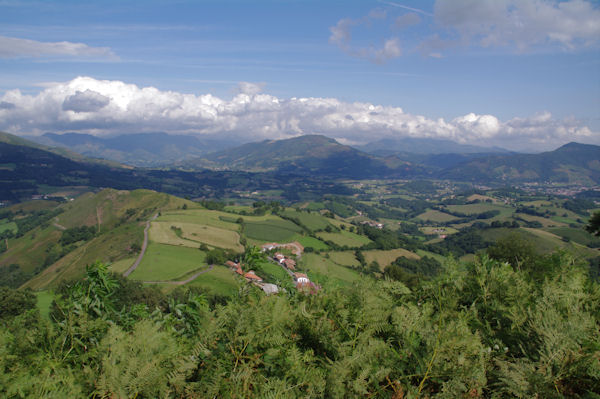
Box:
xmin=378 ymin=0 xmax=434 ymax=17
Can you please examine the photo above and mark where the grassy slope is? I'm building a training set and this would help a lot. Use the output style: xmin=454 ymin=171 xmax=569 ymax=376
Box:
xmin=14 ymin=189 xmax=193 ymax=290
xmin=299 ymin=253 xmax=360 ymax=288
xmin=363 ymin=249 xmax=420 ymax=268
xmin=130 ymin=242 xmax=207 ymax=281
xmin=417 ymin=210 xmax=458 ymax=223
xmin=188 ymin=265 xmax=241 ymax=296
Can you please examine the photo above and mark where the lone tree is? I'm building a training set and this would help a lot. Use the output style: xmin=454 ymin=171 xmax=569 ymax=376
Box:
xmin=586 ymin=212 xmax=600 ymax=237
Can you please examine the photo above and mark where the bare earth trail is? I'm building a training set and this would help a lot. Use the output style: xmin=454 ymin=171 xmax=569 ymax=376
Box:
xmin=123 ymin=213 xmax=158 ymax=277
xmin=142 ymin=265 xmax=215 ymax=285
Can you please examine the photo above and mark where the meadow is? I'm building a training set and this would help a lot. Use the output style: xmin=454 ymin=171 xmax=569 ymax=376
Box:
xmin=129 ymin=242 xmax=207 ymax=281
xmin=416 ymin=209 xmax=459 ymax=223
xmin=187 ymin=265 xmax=241 ymax=296
xmin=280 ymin=209 xmax=331 ymax=231
xmin=244 ymin=219 xmax=302 ymax=242
xmin=299 ymin=253 xmax=360 ymax=288
xmin=317 ymin=229 xmax=372 ymax=247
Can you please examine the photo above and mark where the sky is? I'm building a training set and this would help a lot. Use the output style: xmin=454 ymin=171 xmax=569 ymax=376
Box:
xmin=0 ymin=0 xmax=599 ymax=152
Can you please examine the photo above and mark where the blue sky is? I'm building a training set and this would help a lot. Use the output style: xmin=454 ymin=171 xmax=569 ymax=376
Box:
xmin=0 ymin=0 xmax=599 ymax=151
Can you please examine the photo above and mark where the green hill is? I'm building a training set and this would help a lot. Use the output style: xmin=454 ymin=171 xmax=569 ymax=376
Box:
xmin=0 ymin=188 xmax=195 ymax=290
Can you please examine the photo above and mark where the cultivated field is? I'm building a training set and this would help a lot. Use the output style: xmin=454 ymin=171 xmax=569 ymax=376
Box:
xmin=244 ymin=219 xmax=302 ymax=242
xmin=129 ymin=242 xmax=207 ymax=281
xmin=317 ymin=230 xmax=372 ymax=247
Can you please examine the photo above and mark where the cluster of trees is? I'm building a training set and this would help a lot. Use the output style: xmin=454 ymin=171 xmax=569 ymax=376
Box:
xmin=59 ymin=225 xmax=97 ymax=246
xmin=1 ymin=250 xmax=598 ymax=397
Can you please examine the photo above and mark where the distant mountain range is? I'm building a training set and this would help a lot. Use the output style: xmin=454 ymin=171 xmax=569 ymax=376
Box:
xmin=180 ymin=134 xmax=427 ymax=178
xmin=27 ymin=132 xmax=232 ymax=167
xmin=440 ymin=142 xmax=600 ymax=185
xmin=183 ymin=134 xmax=600 ymax=184
xmin=354 ymin=137 xmax=511 ymax=156
xmin=2 ymin=131 xmax=599 ymax=201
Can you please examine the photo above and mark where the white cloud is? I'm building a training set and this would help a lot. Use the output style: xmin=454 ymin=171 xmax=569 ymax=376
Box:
xmin=434 ymin=0 xmax=600 ymax=51
xmin=0 ymin=35 xmax=116 ymax=59
xmin=332 ymin=1 xmax=599 ymax=60
xmin=0 ymin=76 xmax=596 ymax=151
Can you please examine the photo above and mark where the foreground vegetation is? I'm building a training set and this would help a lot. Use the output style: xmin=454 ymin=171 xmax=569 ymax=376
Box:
xmin=1 ymin=249 xmax=598 ymax=398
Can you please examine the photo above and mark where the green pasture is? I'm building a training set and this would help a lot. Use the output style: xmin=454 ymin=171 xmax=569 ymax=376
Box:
xmin=446 ymin=203 xmax=512 ymax=216
xmin=244 ymin=219 xmax=302 ymax=242
xmin=299 ymin=253 xmax=360 ymax=288
xmin=188 ymin=265 xmax=241 ymax=296
xmin=326 ymin=251 xmax=361 ymax=268
xmin=317 ymin=229 xmax=372 ymax=248
xmin=129 ymin=242 xmax=207 ymax=281
xmin=281 ymin=209 xmax=331 ymax=231
xmin=291 ymin=235 xmax=329 ymax=250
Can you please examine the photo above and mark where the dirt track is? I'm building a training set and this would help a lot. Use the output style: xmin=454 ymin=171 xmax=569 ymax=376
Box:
xmin=123 ymin=213 xmax=158 ymax=277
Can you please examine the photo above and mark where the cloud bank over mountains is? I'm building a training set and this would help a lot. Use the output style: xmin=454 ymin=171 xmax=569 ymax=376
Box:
xmin=0 ymin=76 xmax=595 ymax=151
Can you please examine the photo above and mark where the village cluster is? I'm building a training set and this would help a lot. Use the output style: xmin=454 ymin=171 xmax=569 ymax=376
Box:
xmin=225 ymin=241 xmax=318 ymax=294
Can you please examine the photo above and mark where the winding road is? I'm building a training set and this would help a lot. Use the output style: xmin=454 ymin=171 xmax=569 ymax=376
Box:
xmin=123 ymin=213 xmax=158 ymax=277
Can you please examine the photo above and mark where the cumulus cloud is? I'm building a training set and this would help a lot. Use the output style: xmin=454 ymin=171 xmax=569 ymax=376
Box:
xmin=434 ymin=0 xmax=600 ymax=51
xmin=0 ymin=35 xmax=116 ymax=59
xmin=0 ymin=76 xmax=596 ymax=151
xmin=62 ymin=90 xmax=110 ymax=112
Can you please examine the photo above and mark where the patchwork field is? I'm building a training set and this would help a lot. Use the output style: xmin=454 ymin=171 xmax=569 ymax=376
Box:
xmin=363 ymin=248 xmax=420 ymax=268
xmin=130 ymin=242 xmax=207 ymax=281
xmin=317 ymin=230 xmax=372 ymax=247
